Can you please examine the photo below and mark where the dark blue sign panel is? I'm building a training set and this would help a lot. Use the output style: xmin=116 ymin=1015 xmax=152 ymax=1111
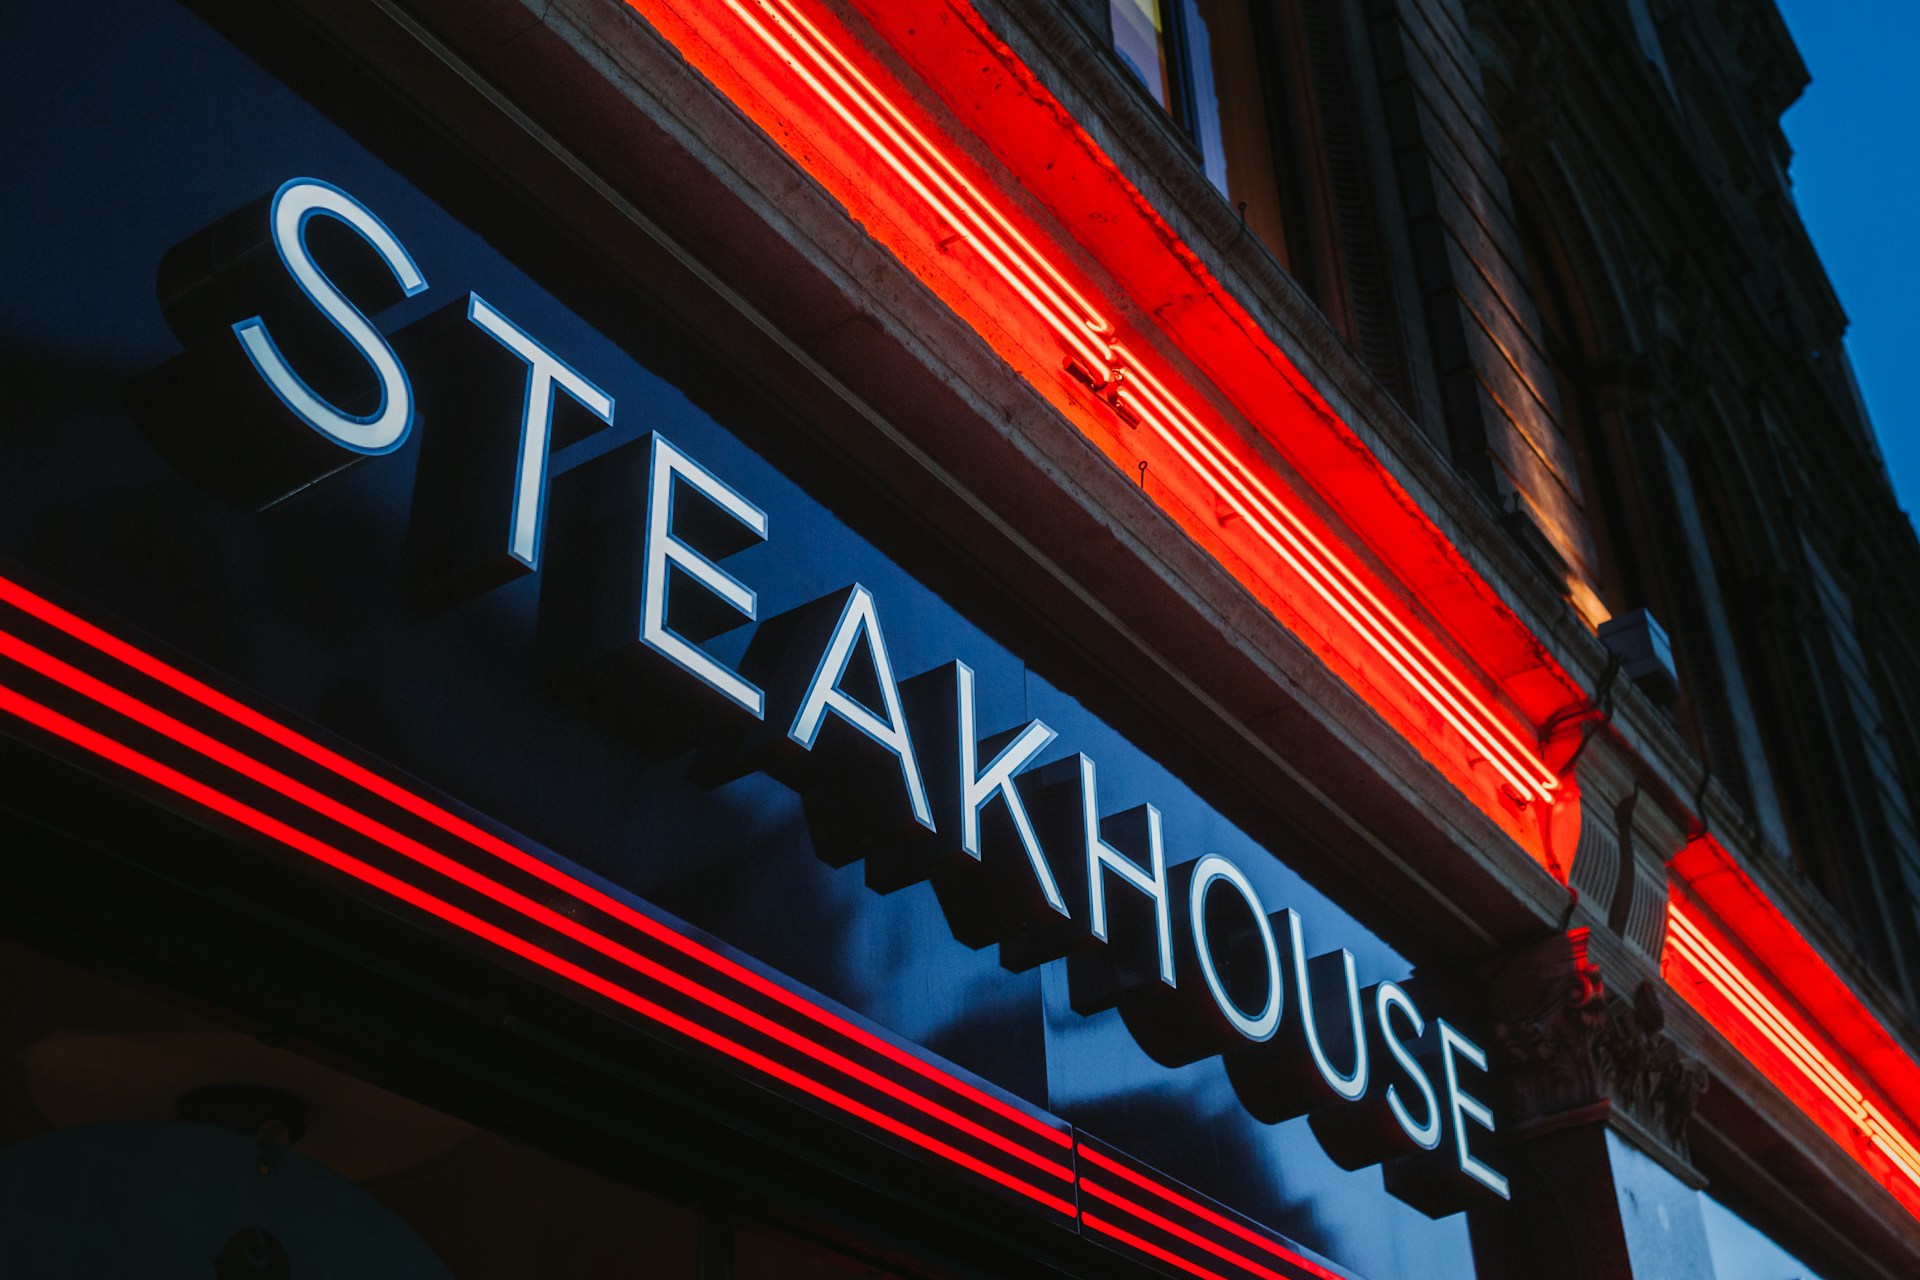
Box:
xmin=1 ymin=3 xmax=1488 ymax=1277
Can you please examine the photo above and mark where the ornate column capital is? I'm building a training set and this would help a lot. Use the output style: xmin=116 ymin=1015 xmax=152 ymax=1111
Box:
xmin=1468 ymin=929 xmax=1711 ymax=1277
xmin=1486 ymin=930 xmax=1708 ymax=1168
xmin=1488 ymin=930 xmax=1610 ymax=1133
xmin=1594 ymin=980 xmax=1712 ymax=1163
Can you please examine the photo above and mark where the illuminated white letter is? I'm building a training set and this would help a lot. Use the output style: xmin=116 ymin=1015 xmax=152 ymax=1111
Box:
xmin=1285 ymin=911 xmax=1369 ymax=1102
xmin=953 ymin=662 xmax=1064 ymax=912
xmin=641 ymin=434 xmax=768 ymax=715
xmin=233 ymin=178 xmax=426 ymax=453
xmin=1080 ymin=756 xmax=1175 ymax=987
xmin=465 ymin=293 xmax=615 ymax=569
xmin=1439 ymin=1020 xmax=1509 ymax=1199
xmin=1189 ymin=855 xmax=1282 ymax=1040
xmin=790 ymin=586 xmax=934 ymax=830
xmin=1378 ymin=983 xmax=1442 ymax=1150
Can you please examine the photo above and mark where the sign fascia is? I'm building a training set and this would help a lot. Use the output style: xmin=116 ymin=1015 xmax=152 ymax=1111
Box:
xmin=115 ymin=169 xmax=1514 ymax=1221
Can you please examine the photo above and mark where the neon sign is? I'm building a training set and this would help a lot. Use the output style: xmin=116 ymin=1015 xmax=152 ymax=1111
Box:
xmin=129 ymin=174 xmax=1510 ymax=1214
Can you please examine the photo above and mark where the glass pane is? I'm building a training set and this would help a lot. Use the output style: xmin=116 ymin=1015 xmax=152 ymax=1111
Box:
xmin=1701 ymin=1193 xmax=1833 ymax=1280
xmin=1185 ymin=0 xmax=1290 ymax=262
xmin=1111 ymin=0 xmax=1175 ymax=113
xmin=1607 ymin=1129 xmax=1835 ymax=1280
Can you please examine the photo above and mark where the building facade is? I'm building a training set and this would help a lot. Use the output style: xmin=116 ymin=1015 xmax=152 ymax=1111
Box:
xmin=2 ymin=0 xmax=1918 ymax=1277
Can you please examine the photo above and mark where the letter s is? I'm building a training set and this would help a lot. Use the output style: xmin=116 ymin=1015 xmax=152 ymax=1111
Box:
xmin=233 ymin=178 xmax=427 ymax=454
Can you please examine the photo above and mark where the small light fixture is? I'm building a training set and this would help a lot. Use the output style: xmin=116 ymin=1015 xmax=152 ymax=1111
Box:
xmin=1598 ymin=609 xmax=1678 ymax=706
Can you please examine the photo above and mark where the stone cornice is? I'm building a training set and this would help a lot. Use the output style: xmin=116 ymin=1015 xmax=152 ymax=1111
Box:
xmin=968 ymin=0 xmax=1920 ymax=1026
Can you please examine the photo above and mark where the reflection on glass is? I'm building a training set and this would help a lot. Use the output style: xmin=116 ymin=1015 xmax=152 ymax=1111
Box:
xmin=1111 ymin=0 xmax=1174 ymax=113
xmin=1608 ymin=1128 xmax=1834 ymax=1280
xmin=1701 ymin=1191 xmax=1831 ymax=1280
xmin=1185 ymin=0 xmax=1289 ymax=262
xmin=1111 ymin=0 xmax=1291 ymax=265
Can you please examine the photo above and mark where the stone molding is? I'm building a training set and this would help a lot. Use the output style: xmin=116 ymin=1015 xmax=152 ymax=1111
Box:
xmin=1487 ymin=931 xmax=1707 ymax=1175
xmin=1594 ymin=979 xmax=1712 ymax=1156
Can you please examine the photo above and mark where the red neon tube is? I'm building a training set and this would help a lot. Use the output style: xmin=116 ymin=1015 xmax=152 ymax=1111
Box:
xmin=1082 ymin=1212 xmax=1235 ymax=1280
xmin=0 ymin=574 xmax=1067 ymax=1153
xmin=0 ymin=676 xmax=1076 ymax=1217
xmin=621 ymin=0 xmax=1575 ymax=855
xmin=765 ymin=0 xmax=1555 ymax=802
xmin=0 ymin=624 xmax=1071 ymax=1183
xmin=1081 ymin=1179 xmax=1295 ymax=1280
xmin=1077 ymin=1143 xmax=1344 ymax=1280
xmin=1663 ymin=871 xmax=1920 ymax=1217
xmin=724 ymin=0 xmax=1112 ymax=375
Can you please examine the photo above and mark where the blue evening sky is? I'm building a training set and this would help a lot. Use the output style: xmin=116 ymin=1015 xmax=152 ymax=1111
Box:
xmin=1774 ymin=1 xmax=1920 ymax=524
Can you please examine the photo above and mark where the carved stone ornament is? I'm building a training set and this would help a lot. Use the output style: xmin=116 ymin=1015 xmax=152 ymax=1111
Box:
xmin=1488 ymin=933 xmax=1708 ymax=1161
xmin=1593 ymin=980 xmax=1712 ymax=1151
xmin=1489 ymin=931 xmax=1611 ymax=1126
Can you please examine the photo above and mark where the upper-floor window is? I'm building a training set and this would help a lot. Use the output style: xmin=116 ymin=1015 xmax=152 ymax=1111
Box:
xmin=1108 ymin=0 xmax=1290 ymax=263
xmin=1105 ymin=1 xmax=1412 ymax=405
xmin=1110 ymin=0 xmax=1177 ymax=111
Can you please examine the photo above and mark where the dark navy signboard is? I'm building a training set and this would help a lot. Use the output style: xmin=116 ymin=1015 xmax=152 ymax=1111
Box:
xmin=0 ymin=3 xmax=1480 ymax=1278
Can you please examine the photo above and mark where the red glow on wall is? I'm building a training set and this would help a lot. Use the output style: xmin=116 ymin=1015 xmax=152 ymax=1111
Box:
xmin=624 ymin=0 xmax=1587 ymax=863
xmin=1665 ymin=838 xmax=1920 ymax=1219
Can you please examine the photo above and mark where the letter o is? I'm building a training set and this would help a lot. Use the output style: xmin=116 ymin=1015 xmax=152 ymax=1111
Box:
xmin=1188 ymin=854 xmax=1282 ymax=1042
